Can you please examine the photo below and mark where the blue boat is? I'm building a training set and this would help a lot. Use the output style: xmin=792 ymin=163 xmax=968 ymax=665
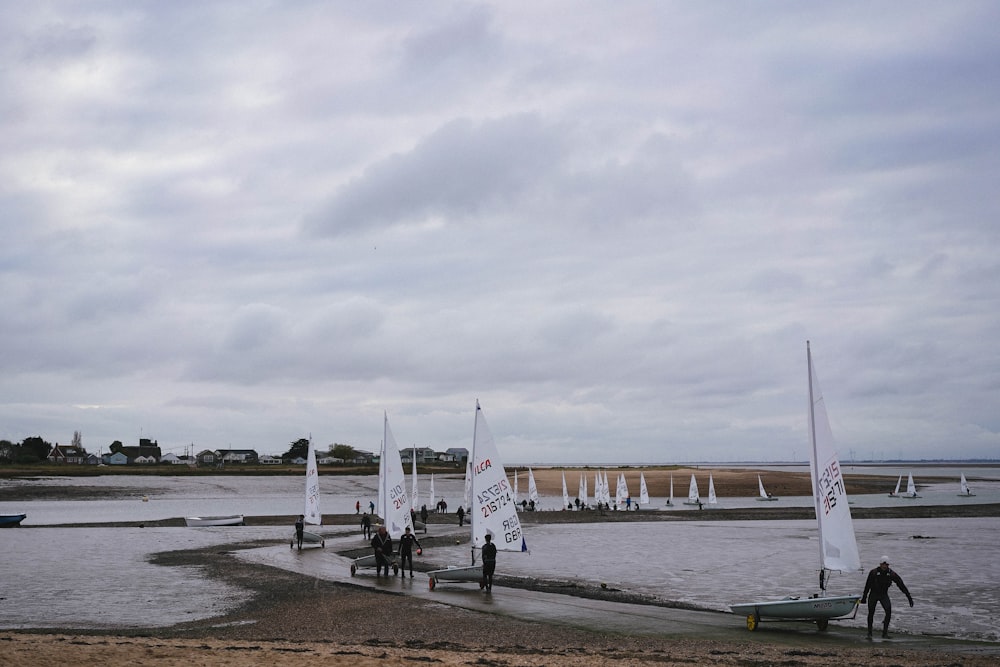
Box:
xmin=0 ymin=513 xmax=26 ymax=527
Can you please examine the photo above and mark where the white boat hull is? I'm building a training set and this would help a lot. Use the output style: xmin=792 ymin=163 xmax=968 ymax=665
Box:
xmin=350 ymin=553 xmax=399 ymax=576
xmin=427 ymin=564 xmax=485 ymax=590
xmin=184 ymin=515 xmax=244 ymax=527
xmin=730 ymin=594 xmax=860 ymax=630
xmin=290 ymin=530 xmax=325 ymax=548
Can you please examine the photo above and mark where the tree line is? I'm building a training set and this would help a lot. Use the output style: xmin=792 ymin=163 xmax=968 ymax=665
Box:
xmin=0 ymin=435 xmax=358 ymax=465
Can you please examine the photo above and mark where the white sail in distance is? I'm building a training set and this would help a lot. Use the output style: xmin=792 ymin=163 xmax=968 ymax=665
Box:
xmin=639 ymin=472 xmax=649 ymax=505
xmin=411 ymin=446 xmax=418 ymax=509
xmin=304 ymin=437 xmax=321 ymax=525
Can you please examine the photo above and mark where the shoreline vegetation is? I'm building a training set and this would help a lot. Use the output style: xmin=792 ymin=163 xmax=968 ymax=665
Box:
xmin=3 ymin=468 xmax=999 ymax=666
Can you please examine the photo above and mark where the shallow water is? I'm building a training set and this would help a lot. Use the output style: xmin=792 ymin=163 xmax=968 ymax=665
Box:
xmin=1 ymin=471 xmax=998 ymax=641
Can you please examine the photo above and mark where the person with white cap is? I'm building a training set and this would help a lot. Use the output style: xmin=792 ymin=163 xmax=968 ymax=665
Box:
xmin=860 ymin=555 xmax=913 ymax=638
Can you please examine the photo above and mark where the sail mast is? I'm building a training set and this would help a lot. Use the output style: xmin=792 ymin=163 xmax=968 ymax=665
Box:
xmin=806 ymin=341 xmax=824 ymax=573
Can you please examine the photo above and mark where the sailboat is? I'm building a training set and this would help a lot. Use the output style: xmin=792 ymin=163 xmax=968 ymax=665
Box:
xmin=707 ymin=474 xmax=718 ymax=506
xmin=513 ymin=470 xmax=519 ymax=508
xmin=527 ymin=468 xmax=539 ymax=510
xmin=614 ymin=472 xmax=626 ymax=509
xmin=756 ymin=475 xmax=778 ymax=501
xmin=351 ymin=414 xmax=413 ymax=576
xmin=901 ymin=472 xmax=920 ymax=499
xmin=684 ymin=474 xmax=701 ymax=506
xmin=429 ymin=473 xmax=435 ymax=512
xmin=958 ymin=473 xmax=975 ymax=497
xmin=561 ymin=471 xmax=570 ymax=510
xmin=578 ymin=473 xmax=588 ymax=509
xmin=665 ymin=474 xmax=674 ymax=506
xmin=731 ymin=342 xmax=862 ymax=631
xmin=292 ymin=437 xmax=325 ymax=549
xmin=428 ymin=402 xmax=527 ymax=590
xmin=638 ymin=472 xmax=649 ymax=508
xmin=888 ymin=474 xmax=902 ymax=498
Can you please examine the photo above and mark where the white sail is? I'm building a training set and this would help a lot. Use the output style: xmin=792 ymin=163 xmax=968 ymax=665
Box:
xmin=905 ymin=473 xmax=919 ymax=498
xmin=602 ymin=470 xmax=611 ymax=505
xmin=411 ymin=446 xmax=418 ymax=510
xmin=708 ymin=474 xmax=717 ymax=504
xmin=578 ymin=473 xmax=587 ymax=507
xmin=428 ymin=473 xmax=435 ymax=511
xmin=380 ymin=414 xmax=414 ymax=538
xmin=668 ymin=474 xmax=674 ymax=505
xmin=891 ymin=474 xmax=901 ymax=497
xmin=464 ymin=461 xmax=473 ymax=509
xmin=620 ymin=472 xmax=630 ymax=505
xmin=561 ymin=471 xmax=570 ymax=509
xmin=303 ymin=437 xmax=321 ymax=525
xmin=594 ymin=471 xmax=602 ymax=505
xmin=687 ymin=474 xmax=700 ymax=503
xmin=807 ymin=342 xmax=861 ymax=573
xmin=513 ymin=470 xmax=519 ymax=505
xmin=527 ymin=468 xmax=539 ymax=503
xmin=758 ymin=475 xmax=767 ymax=498
xmin=639 ymin=472 xmax=649 ymax=505
xmin=959 ymin=473 xmax=974 ymax=497
xmin=614 ymin=472 xmax=624 ymax=507
xmin=471 ymin=402 xmax=526 ymax=552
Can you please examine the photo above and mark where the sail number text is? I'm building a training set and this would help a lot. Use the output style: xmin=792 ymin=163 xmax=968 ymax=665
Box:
xmin=817 ymin=460 xmax=845 ymax=515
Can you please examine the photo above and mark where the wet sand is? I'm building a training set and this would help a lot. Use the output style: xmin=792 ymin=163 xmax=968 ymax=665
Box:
xmin=3 ymin=468 xmax=999 ymax=666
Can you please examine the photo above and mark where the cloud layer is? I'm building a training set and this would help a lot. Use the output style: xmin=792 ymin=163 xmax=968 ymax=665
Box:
xmin=2 ymin=3 xmax=999 ymax=463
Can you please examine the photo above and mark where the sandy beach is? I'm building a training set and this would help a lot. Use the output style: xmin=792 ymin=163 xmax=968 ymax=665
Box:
xmin=3 ymin=467 xmax=998 ymax=666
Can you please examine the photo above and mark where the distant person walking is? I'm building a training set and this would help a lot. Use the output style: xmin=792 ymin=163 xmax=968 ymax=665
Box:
xmin=355 ymin=500 xmax=360 ymax=514
xmin=361 ymin=512 xmax=372 ymax=540
xmin=371 ymin=525 xmax=393 ymax=577
xmin=294 ymin=514 xmax=304 ymax=550
xmin=481 ymin=533 xmax=497 ymax=592
xmin=420 ymin=504 xmax=428 ymax=524
xmin=369 ymin=500 xmax=375 ymax=515
xmin=861 ymin=556 xmax=913 ymax=638
xmin=398 ymin=526 xmax=422 ymax=578
xmin=457 ymin=505 xmax=465 ymax=527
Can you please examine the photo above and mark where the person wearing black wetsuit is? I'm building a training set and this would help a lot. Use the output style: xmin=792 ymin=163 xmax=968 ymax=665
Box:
xmin=861 ymin=555 xmax=913 ymax=638
xmin=481 ymin=533 xmax=497 ymax=592
xmin=398 ymin=526 xmax=422 ymax=577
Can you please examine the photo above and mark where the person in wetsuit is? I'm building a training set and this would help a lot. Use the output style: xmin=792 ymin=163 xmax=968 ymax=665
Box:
xmin=481 ymin=533 xmax=497 ymax=592
xmin=398 ymin=526 xmax=422 ymax=577
xmin=294 ymin=515 xmax=304 ymax=549
xmin=861 ymin=555 xmax=913 ymax=638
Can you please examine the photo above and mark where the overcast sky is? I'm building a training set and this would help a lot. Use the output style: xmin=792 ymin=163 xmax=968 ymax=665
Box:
xmin=3 ymin=3 xmax=999 ymax=464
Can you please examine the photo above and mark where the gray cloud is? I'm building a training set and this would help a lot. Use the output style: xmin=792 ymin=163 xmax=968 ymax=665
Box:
xmin=1 ymin=3 xmax=998 ymax=463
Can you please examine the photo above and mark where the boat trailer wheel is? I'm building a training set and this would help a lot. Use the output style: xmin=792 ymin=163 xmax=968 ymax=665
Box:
xmin=816 ymin=619 xmax=829 ymax=631
xmin=428 ymin=578 xmax=436 ymax=591
xmin=350 ymin=563 xmax=357 ymax=576
xmin=746 ymin=613 xmax=759 ymax=631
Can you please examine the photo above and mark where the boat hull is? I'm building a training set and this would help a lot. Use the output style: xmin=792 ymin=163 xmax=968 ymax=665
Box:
xmin=730 ymin=594 xmax=860 ymax=622
xmin=184 ymin=515 xmax=244 ymax=527
xmin=755 ymin=497 xmax=779 ymax=502
xmin=350 ymin=553 xmax=399 ymax=576
xmin=291 ymin=530 xmax=325 ymax=548
xmin=427 ymin=564 xmax=485 ymax=590
xmin=0 ymin=513 xmax=26 ymax=527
